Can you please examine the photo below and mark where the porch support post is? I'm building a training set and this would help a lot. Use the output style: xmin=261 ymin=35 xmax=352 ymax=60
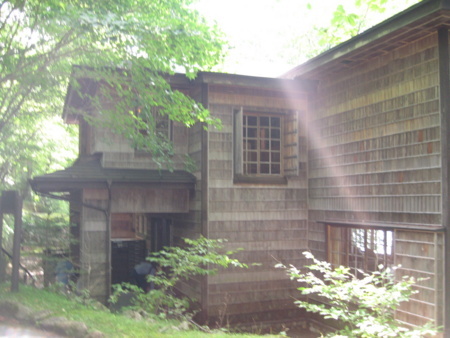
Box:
xmin=438 ymin=27 xmax=450 ymax=336
xmin=0 ymin=196 xmax=4 ymax=282
xmin=11 ymin=193 xmax=22 ymax=292
xmin=1 ymin=191 xmax=23 ymax=292
xmin=200 ymin=82 xmax=209 ymax=323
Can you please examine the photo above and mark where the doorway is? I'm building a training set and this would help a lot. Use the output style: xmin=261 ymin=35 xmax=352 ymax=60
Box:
xmin=110 ymin=214 xmax=172 ymax=285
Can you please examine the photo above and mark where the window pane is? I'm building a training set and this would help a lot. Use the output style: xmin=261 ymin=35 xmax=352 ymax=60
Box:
xmin=246 ymin=140 xmax=257 ymax=150
xmin=260 ymin=116 xmax=270 ymax=126
xmin=271 ymin=152 xmax=280 ymax=162
xmin=261 ymin=152 xmax=270 ymax=162
xmin=271 ymin=117 xmax=280 ymax=127
xmin=271 ymin=141 xmax=280 ymax=150
xmin=349 ymin=229 xmax=365 ymax=273
xmin=242 ymin=113 xmax=283 ymax=176
xmin=260 ymin=128 xmax=269 ymax=139
xmin=271 ymin=164 xmax=280 ymax=174
xmin=247 ymin=116 xmax=257 ymax=126
xmin=328 ymin=225 xmax=394 ymax=276
xmin=245 ymin=150 xmax=257 ymax=161
xmin=260 ymin=164 xmax=270 ymax=173
xmin=271 ymin=128 xmax=281 ymax=139
xmin=248 ymin=163 xmax=257 ymax=174
xmin=248 ymin=128 xmax=257 ymax=138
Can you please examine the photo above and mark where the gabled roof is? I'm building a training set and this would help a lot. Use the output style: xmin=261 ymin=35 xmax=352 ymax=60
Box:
xmin=30 ymin=155 xmax=196 ymax=193
xmin=283 ymin=0 xmax=450 ymax=79
xmin=62 ymin=67 xmax=316 ymax=124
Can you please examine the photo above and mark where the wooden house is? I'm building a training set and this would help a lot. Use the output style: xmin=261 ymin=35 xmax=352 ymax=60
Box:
xmin=31 ymin=71 xmax=313 ymax=329
xmin=282 ymin=0 xmax=450 ymax=333
xmin=31 ymin=0 xmax=450 ymax=333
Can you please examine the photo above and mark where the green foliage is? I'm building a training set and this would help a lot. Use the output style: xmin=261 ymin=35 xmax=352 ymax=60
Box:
xmin=1 ymin=0 xmax=225 ymax=189
xmin=183 ymin=154 xmax=198 ymax=173
xmin=300 ymin=0 xmax=421 ymax=57
xmin=46 ymin=281 xmax=103 ymax=310
xmin=22 ymin=195 xmax=72 ymax=251
xmin=1 ymin=284 xmax=268 ymax=337
xmin=277 ymin=252 xmax=438 ymax=338
xmin=111 ymin=236 xmax=247 ymax=320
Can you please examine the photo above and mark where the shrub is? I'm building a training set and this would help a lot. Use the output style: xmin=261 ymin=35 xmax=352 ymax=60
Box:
xmin=276 ymin=251 xmax=438 ymax=337
xmin=111 ymin=236 xmax=247 ymax=320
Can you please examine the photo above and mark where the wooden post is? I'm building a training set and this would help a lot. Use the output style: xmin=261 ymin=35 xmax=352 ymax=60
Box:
xmin=438 ymin=27 xmax=450 ymax=335
xmin=0 ymin=203 xmax=4 ymax=283
xmin=11 ymin=192 xmax=22 ymax=292
xmin=1 ymin=191 xmax=23 ymax=292
xmin=200 ymin=82 xmax=209 ymax=324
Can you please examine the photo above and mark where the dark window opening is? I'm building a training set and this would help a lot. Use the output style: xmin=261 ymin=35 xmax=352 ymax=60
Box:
xmin=134 ymin=106 xmax=172 ymax=153
xmin=110 ymin=214 xmax=172 ymax=286
xmin=149 ymin=217 xmax=172 ymax=253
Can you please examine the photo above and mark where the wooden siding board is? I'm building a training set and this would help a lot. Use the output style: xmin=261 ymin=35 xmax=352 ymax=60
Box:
xmin=208 ymin=220 xmax=307 ymax=232
xmin=394 ymin=231 xmax=444 ymax=327
xmin=307 ymin=33 xmax=444 ymax=329
xmin=208 ymin=288 xmax=300 ymax=306
xmin=79 ymin=191 xmax=110 ymax=302
xmin=210 ymin=229 xmax=307 ymax=242
xmin=309 ymin=168 xmax=441 ymax=188
xmin=111 ymin=188 xmax=189 ymax=213
xmin=310 ymin=209 xmax=441 ymax=226
xmin=205 ymin=93 xmax=308 ymax=325
xmin=208 ymin=278 xmax=297 ymax=294
xmin=228 ymin=247 xmax=307 ymax=260
xmin=309 ymin=35 xmax=441 ymax=222
xmin=209 ymin=210 xmax=308 ymax=222
xmin=438 ymin=27 xmax=450 ymax=335
xmin=171 ymin=121 xmax=204 ymax=307
xmin=311 ymin=181 xmax=441 ymax=197
xmin=208 ymin=299 xmax=298 ymax=317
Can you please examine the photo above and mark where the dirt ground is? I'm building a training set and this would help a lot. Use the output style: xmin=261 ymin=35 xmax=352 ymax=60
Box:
xmin=0 ymin=315 xmax=63 ymax=337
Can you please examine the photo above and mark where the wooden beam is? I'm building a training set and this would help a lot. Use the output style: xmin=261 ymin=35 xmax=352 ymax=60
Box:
xmin=438 ymin=26 xmax=450 ymax=335
xmin=200 ymin=82 xmax=209 ymax=323
xmin=1 ymin=191 xmax=23 ymax=292
xmin=0 ymin=202 xmax=4 ymax=283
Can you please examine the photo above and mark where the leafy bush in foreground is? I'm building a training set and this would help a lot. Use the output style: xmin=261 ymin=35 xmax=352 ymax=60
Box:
xmin=111 ymin=236 xmax=247 ymax=321
xmin=277 ymin=252 xmax=438 ymax=337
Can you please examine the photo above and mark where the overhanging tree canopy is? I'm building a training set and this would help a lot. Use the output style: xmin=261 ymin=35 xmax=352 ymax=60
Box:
xmin=0 ymin=0 xmax=225 ymax=189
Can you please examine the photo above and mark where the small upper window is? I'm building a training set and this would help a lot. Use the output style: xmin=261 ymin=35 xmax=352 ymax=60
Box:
xmin=243 ymin=113 xmax=282 ymax=175
xmin=328 ymin=225 xmax=394 ymax=275
xmin=136 ymin=106 xmax=172 ymax=141
xmin=234 ymin=107 xmax=300 ymax=184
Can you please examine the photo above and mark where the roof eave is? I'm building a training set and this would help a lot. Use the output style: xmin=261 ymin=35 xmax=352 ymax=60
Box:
xmin=30 ymin=178 xmax=196 ymax=194
xmin=196 ymin=71 xmax=317 ymax=91
xmin=283 ymin=0 xmax=450 ymax=79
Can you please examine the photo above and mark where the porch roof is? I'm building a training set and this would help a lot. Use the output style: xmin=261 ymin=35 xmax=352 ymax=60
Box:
xmin=30 ymin=155 xmax=196 ymax=193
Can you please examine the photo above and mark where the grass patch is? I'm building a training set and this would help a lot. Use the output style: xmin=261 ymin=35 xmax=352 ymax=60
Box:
xmin=0 ymin=283 xmax=276 ymax=337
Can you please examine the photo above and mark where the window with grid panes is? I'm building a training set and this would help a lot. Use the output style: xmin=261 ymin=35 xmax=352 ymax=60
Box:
xmin=327 ymin=225 xmax=394 ymax=276
xmin=135 ymin=106 xmax=172 ymax=140
xmin=242 ymin=113 xmax=282 ymax=175
xmin=134 ymin=106 xmax=172 ymax=155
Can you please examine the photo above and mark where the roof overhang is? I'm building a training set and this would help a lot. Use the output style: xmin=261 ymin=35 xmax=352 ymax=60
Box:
xmin=30 ymin=155 xmax=196 ymax=194
xmin=283 ymin=0 xmax=450 ymax=79
xmin=195 ymin=71 xmax=317 ymax=92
